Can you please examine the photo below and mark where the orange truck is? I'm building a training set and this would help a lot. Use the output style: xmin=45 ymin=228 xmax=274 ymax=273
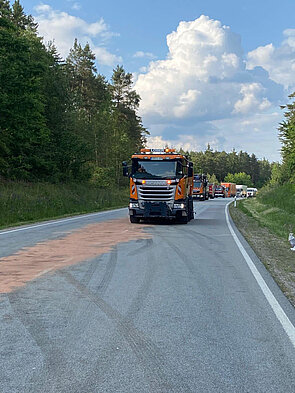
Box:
xmin=122 ymin=148 xmax=194 ymax=224
xmin=221 ymin=182 xmax=236 ymax=198
xmin=193 ymin=174 xmax=209 ymax=200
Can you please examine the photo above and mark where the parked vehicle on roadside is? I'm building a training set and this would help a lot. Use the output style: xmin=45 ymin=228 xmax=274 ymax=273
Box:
xmin=122 ymin=148 xmax=194 ymax=224
xmin=214 ymin=185 xmax=225 ymax=198
xmin=193 ymin=174 xmax=209 ymax=201
xmin=236 ymin=185 xmax=247 ymax=198
xmin=247 ymin=187 xmax=257 ymax=197
xmin=208 ymin=183 xmax=216 ymax=199
xmin=221 ymin=182 xmax=236 ymax=198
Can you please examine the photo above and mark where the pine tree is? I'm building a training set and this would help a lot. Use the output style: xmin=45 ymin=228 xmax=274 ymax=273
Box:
xmin=0 ymin=8 xmax=50 ymax=179
xmin=279 ymin=92 xmax=295 ymax=182
xmin=0 ymin=0 xmax=12 ymax=18
xmin=12 ymin=0 xmax=38 ymax=31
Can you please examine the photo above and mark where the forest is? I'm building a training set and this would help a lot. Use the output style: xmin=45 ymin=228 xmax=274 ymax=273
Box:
xmin=189 ymin=147 xmax=272 ymax=187
xmin=0 ymin=0 xmax=148 ymax=186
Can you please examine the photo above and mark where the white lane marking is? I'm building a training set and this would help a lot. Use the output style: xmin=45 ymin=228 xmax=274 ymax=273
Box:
xmin=225 ymin=202 xmax=295 ymax=349
xmin=0 ymin=208 xmax=127 ymax=236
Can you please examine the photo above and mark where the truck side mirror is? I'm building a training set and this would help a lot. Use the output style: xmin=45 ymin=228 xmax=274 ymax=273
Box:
xmin=122 ymin=161 xmax=129 ymax=177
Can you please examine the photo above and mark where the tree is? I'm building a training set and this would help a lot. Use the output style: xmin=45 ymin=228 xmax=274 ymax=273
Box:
xmin=0 ymin=14 xmax=50 ymax=179
xmin=269 ymin=162 xmax=282 ymax=186
xmin=109 ymin=65 xmax=147 ymax=184
xmin=0 ymin=0 xmax=12 ymax=18
xmin=224 ymin=172 xmax=253 ymax=187
xmin=279 ymin=92 xmax=295 ymax=182
xmin=207 ymin=173 xmax=218 ymax=184
xmin=12 ymin=0 xmax=38 ymax=31
xmin=66 ymin=39 xmax=110 ymax=166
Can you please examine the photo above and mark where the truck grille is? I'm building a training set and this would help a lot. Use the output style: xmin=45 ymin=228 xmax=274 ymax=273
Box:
xmin=137 ymin=182 xmax=176 ymax=208
xmin=138 ymin=185 xmax=175 ymax=200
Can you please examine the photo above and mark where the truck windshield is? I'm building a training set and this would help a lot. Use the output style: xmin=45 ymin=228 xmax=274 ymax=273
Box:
xmin=133 ymin=160 xmax=182 ymax=179
xmin=194 ymin=181 xmax=201 ymax=187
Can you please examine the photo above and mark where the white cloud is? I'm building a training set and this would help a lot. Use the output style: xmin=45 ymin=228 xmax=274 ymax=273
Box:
xmin=133 ymin=51 xmax=156 ymax=59
xmin=247 ymin=29 xmax=295 ymax=91
xmin=146 ymin=135 xmax=201 ymax=152
xmin=233 ymin=83 xmax=271 ymax=114
xmin=72 ymin=2 xmax=81 ymax=11
xmin=135 ymin=15 xmax=278 ymax=122
xmin=134 ymin=15 xmax=287 ymax=160
xmin=34 ymin=4 xmax=121 ymax=66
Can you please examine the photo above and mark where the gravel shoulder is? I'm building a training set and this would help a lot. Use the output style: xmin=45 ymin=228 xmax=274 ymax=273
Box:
xmin=229 ymin=202 xmax=295 ymax=307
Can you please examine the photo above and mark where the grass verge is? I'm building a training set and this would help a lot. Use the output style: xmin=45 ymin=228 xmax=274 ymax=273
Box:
xmin=229 ymin=185 xmax=295 ymax=307
xmin=0 ymin=181 xmax=129 ymax=229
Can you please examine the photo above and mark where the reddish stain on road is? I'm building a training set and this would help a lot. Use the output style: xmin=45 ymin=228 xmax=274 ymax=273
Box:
xmin=0 ymin=217 xmax=152 ymax=293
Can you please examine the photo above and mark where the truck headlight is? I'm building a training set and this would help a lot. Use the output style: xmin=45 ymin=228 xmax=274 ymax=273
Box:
xmin=174 ymin=203 xmax=185 ymax=209
xmin=129 ymin=202 xmax=139 ymax=208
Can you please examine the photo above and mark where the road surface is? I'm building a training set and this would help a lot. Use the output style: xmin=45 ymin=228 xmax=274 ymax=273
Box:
xmin=0 ymin=199 xmax=295 ymax=392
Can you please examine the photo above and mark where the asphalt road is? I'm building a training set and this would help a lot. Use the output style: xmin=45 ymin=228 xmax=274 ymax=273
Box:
xmin=1 ymin=199 xmax=295 ymax=393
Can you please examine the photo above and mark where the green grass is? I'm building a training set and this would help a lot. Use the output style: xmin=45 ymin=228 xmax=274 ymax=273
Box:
xmin=0 ymin=181 xmax=129 ymax=228
xmin=236 ymin=183 xmax=295 ymax=239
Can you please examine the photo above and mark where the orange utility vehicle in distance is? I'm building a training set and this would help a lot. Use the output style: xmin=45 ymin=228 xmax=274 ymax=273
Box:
xmin=122 ymin=148 xmax=194 ymax=224
xmin=193 ymin=174 xmax=209 ymax=200
xmin=221 ymin=182 xmax=236 ymax=197
xmin=214 ymin=185 xmax=225 ymax=198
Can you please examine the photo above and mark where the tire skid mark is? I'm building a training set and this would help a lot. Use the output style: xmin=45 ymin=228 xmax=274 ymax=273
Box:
xmin=60 ymin=268 xmax=191 ymax=393
xmin=19 ymin=248 xmax=119 ymax=393
xmin=125 ymin=239 xmax=155 ymax=321
xmin=95 ymin=247 xmax=118 ymax=295
xmin=7 ymin=291 xmax=75 ymax=393
xmin=127 ymin=237 xmax=154 ymax=257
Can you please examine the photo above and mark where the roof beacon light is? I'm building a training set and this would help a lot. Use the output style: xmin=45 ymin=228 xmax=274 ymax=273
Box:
xmin=140 ymin=148 xmax=176 ymax=154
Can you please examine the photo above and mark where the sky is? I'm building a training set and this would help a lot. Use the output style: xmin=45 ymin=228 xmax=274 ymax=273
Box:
xmin=20 ymin=0 xmax=295 ymax=161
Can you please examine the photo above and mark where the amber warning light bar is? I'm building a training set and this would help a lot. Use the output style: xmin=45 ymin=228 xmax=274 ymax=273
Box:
xmin=140 ymin=148 xmax=176 ymax=154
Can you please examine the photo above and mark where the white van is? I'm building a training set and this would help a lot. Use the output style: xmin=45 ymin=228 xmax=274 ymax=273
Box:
xmin=247 ymin=187 xmax=257 ymax=197
xmin=236 ymin=185 xmax=247 ymax=198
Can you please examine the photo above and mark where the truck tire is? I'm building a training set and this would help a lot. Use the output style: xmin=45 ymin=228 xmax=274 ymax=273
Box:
xmin=188 ymin=198 xmax=194 ymax=221
xmin=130 ymin=216 xmax=140 ymax=223
xmin=178 ymin=215 xmax=188 ymax=224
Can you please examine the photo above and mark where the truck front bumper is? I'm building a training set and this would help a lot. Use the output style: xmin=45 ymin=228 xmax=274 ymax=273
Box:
xmin=193 ymin=193 xmax=204 ymax=199
xmin=129 ymin=201 xmax=187 ymax=219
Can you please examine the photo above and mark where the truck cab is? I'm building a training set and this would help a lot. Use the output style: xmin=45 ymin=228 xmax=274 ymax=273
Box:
xmin=193 ymin=174 xmax=209 ymax=201
xmin=221 ymin=182 xmax=236 ymax=198
xmin=214 ymin=185 xmax=225 ymax=198
xmin=123 ymin=148 xmax=194 ymax=224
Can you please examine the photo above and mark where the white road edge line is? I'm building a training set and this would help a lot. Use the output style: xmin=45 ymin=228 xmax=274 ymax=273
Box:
xmin=0 ymin=208 xmax=126 ymax=236
xmin=225 ymin=201 xmax=295 ymax=349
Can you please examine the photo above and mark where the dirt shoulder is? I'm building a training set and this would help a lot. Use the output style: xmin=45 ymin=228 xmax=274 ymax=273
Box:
xmin=229 ymin=203 xmax=295 ymax=307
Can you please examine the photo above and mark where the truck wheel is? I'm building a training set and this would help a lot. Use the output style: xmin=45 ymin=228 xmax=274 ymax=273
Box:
xmin=178 ymin=215 xmax=188 ymax=224
xmin=130 ymin=216 xmax=140 ymax=223
xmin=188 ymin=198 xmax=194 ymax=220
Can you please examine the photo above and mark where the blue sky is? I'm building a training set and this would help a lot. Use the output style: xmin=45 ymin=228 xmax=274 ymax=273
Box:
xmin=20 ymin=0 xmax=295 ymax=161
